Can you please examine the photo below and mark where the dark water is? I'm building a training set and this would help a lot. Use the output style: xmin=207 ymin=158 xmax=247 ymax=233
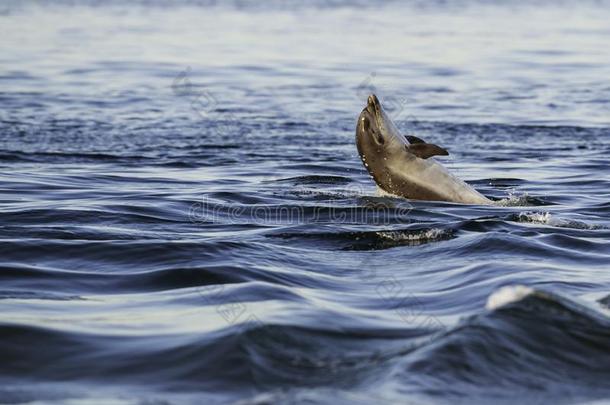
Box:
xmin=2 ymin=1 xmax=610 ymax=404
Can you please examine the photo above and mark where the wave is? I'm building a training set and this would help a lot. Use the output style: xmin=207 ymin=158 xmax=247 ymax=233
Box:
xmin=395 ymin=286 xmax=610 ymax=402
xmin=2 ymin=285 xmax=606 ymax=404
xmin=275 ymin=175 xmax=353 ymax=186
xmin=271 ymin=227 xmax=454 ymax=250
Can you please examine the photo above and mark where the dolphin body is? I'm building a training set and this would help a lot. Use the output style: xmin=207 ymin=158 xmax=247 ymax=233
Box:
xmin=356 ymin=94 xmax=492 ymax=204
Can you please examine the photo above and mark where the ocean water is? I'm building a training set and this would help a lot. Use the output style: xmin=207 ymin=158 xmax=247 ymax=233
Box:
xmin=1 ymin=1 xmax=610 ymax=404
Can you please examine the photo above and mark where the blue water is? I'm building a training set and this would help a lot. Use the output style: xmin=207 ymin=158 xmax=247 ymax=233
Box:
xmin=1 ymin=1 xmax=610 ymax=404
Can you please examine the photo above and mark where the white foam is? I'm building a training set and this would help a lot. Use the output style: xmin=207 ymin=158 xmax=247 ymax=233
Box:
xmin=376 ymin=228 xmax=450 ymax=242
xmin=375 ymin=186 xmax=399 ymax=198
xmin=486 ymin=285 xmax=535 ymax=310
xmin=495 ymin=191 xmax=531 ymax=207
xmin=516 ymin=211 xmax=552 ymax=224
xmin=514 ymin=211 xmax=602 ymax=230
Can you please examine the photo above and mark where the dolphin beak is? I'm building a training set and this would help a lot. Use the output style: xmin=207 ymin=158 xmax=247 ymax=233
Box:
xmin=367 ymin=94 xmax=379 ymax=110
xmin=366 ymin=94 xmax=382 ymax=119
xmin=365 ymin=94 xmax=383 ymax=128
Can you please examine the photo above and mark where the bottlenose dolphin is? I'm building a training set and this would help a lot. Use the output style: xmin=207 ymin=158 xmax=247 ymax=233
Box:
xmin=356 ymin=94 xmax=492 ymax=204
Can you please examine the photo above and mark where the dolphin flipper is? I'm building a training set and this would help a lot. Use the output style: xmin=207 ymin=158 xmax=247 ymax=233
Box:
xmin=406 ymin=135 xmax=449 ymax=159
xmin=407 ymin=143 xmax=449 ymax=159
xmin=406 ymin=135 xmax=426 ymax=144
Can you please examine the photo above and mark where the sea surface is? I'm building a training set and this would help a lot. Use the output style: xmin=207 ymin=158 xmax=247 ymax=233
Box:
xmin=1 ymin=1 xmax=610 ymax=404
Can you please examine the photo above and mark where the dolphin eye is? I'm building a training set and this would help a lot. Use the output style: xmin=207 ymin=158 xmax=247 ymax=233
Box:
xmin=377 ymin=134 xmax=385 ymax=144
xmin=362 ymin=117 xmax=370 ymax=131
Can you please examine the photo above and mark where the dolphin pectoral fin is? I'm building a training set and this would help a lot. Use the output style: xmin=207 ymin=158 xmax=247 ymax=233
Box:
xmin=406 ymin=135 xmax=426 ymax=144
xmin=407 ymin=143 xmax=449 ymax=159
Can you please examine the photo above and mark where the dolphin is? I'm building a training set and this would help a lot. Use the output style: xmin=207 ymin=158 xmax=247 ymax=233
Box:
xmin=356 ymin=94 xmax=492 ymax=204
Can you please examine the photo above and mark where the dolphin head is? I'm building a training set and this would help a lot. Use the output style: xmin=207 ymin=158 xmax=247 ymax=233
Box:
xmin=356 ymin=94 xmax=411 ymax=185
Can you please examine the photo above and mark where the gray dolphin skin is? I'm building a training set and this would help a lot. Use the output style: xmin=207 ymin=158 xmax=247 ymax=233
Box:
xmin=356 ymin=94 xmax=492 ymax=204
